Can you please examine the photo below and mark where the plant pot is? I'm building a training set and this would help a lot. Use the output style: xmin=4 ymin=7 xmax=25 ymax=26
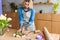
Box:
xmin=0 ymin=28 xmax=3 ymax=35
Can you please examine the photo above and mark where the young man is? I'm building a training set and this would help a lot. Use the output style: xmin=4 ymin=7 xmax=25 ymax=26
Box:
xmin=18 ymin=0 xmax=35 ymax=31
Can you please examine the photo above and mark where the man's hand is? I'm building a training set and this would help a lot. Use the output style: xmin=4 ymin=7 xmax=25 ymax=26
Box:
xmin=17 ymin=23 xmax=24 ymax=32
xmin=17 ymin=29 xmax=21 ymax=32
xmin=26 ymin=22 xmax=31 ymax=27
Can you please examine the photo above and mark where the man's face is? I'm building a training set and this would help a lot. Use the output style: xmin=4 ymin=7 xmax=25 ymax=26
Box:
xmin=24 ymin=2 xmax=29 ymax=8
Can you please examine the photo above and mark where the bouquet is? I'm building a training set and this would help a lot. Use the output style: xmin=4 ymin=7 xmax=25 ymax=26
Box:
xmin=0 ymin=14 xmax=12 ymax=35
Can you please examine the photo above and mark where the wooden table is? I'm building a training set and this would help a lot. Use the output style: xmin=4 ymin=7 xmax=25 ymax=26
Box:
xmin=0 ymin=28 xmax=45 ymax=40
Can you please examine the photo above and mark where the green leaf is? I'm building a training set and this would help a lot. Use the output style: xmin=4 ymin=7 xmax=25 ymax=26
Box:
xmin=0 ymin=20 xmax=9 ymax=28
xmin=54 ymin=3 xmax=59 ymax=11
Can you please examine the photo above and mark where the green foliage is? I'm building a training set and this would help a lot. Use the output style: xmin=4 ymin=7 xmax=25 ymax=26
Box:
xmin=10 ymin=2 xmax=18 ymax=10
xmin=54 ymin=3 xmax=59 ymax=11
xmin=0 ymin=20 xmax=9 ymax=29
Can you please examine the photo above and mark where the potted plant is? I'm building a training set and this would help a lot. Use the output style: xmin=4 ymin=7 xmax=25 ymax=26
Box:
xmin=10 ymin=2 xmax=18 ymax=12
xmin=0 ymin=14 xmax=12 ymax=35
xmin=54 ymin=3 xmax=59 ymax=14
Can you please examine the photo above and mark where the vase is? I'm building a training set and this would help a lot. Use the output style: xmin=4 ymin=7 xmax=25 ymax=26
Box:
xmin=0 ymin=28 xmax=3 ymax=35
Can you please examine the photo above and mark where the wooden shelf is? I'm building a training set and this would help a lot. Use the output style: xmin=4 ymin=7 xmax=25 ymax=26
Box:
xmin=19 ymin=3 xmax=24 ymax=5
xmin=34 ymin=2 xmax=54 ymax=5
xmin=19 ymin=2 xmax=53 ymax=6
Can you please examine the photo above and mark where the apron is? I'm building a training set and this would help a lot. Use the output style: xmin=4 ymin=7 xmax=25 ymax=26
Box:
xmin=22 ymin=9 xmax=35 ymax=31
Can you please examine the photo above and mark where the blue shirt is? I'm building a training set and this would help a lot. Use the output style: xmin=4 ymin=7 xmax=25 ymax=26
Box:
xmin=18 ymin=7 xmax=35 ymax=24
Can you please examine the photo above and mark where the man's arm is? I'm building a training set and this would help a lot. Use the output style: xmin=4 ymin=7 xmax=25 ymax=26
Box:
xmin=29 ymin=9 xmax=35 ymax=24
xmin=18 ymin=7 xmax=24 ymax=24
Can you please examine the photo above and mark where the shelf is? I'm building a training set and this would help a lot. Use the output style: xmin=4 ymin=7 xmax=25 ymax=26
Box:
xmin=19 ymin=2 xmax=54 ymax=6
xmin=34 ymin=2 xmax=54 ymax=5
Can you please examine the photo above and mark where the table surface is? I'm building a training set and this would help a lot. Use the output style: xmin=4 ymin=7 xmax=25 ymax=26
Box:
xmin=0 ymin=28 xmax=45 ymax=40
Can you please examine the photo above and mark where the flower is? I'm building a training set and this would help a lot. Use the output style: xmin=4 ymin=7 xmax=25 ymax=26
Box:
xmin=4 ymin=14 xmax=7 ymax=16
xmin=13 ymin=33 xmax=16 ymax=37
xmin=15 ymin=10 xmax=17 ymax=12
xmin=9 ymin=24 xmax=12 ymax=27
xmin=0 ymin=14 xmax=12 ymax=28
xmin=0 ymin=14 xmax=6 ymax=20
xmin=16 ymin=35 xmax=20 ymax=38
xmin=0 ymin=14 xmax=12 ymax=35
xmin=7 ymin=17 xmax=12 ymax=22
xmin=36 ymin=34 xmax=42 ymax=40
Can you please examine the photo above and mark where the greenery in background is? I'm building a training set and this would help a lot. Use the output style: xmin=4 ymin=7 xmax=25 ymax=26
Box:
xmin=10 ymin=2 xmax=18 ymax=10
xmin=54 ymin=3 xmax=59 ymax=11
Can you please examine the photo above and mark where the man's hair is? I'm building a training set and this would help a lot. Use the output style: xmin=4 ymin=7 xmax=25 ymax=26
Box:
xmin=25 ymin=0 xmax=34 ymax=2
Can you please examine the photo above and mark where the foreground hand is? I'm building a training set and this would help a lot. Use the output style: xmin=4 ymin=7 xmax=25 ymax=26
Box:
xmin=17 ymin=27 xmax=25 ymax=32
xmin=17 ymin=29 xmax=21 ymax=32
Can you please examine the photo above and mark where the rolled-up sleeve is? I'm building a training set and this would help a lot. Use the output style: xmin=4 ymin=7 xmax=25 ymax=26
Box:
xmin=29 ymin=9 xmax=35 ymax=24
xmin=18 ymin=7 xmax=24 ymax=24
